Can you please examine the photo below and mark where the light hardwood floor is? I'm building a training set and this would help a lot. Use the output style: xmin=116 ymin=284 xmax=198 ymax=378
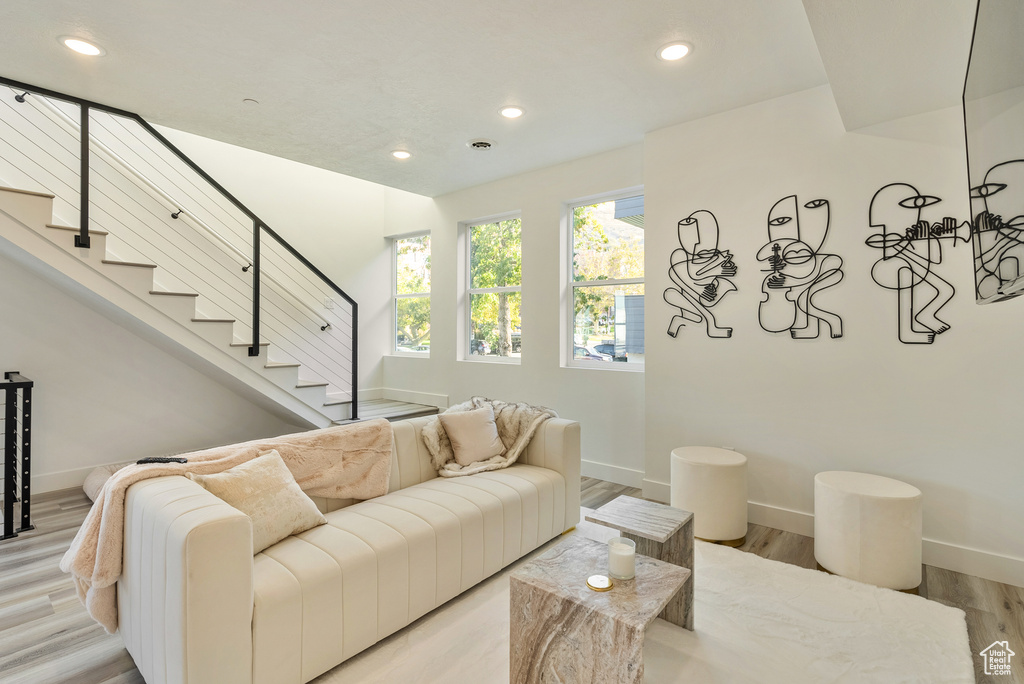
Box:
xmin=0 ymin=481 xmax=1020 ymax=683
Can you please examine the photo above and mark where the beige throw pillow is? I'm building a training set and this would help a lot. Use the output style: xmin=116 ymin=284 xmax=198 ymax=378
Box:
xmin=187 ymin=450 xmax=327 ymax=554
xmin=438 ymin=405 xmax=505 ymax=467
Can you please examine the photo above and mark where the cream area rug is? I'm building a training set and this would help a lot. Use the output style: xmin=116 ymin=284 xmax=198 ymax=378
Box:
xmin=314 ymin=509 xmax=974 ymax=683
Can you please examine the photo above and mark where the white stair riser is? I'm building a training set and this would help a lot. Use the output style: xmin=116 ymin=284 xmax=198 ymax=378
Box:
xmin=101 ymin=265 xmax=156 ymax=294
xmin=45 ymin=231 xmax=109 ymax=264
xmin=190 ymin=321 xmax=236 ymax=349
xmin=148 ymin=295 xmax=197 ymax=322
xmin=319 ymin=403 xmax=345 ymax=421
xmin=261 ymin=366 xmax=301 ymax=390
xmin=292 ymin=385 xmax=328 ymax=406
xmin=0 ymin=190 xmax=52 ymax=228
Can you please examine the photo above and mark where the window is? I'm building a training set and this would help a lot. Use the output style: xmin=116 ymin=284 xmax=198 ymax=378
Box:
xmin=467 ymin=216 xmax=522 ymax=360
xmin=569 ymin=194 xmax=644 ymax=367
xmin=394 ymin=234 xmax=430 ymax=353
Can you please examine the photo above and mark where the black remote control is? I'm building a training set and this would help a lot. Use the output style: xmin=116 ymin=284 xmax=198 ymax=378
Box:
xmin=136 ymin=457 xmax=188 ymax=465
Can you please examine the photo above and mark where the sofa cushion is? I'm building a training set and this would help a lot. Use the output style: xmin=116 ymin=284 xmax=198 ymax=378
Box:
xmin=250 ymin=463 xmax=566 ymax=684
xmin=188 ymin=450 xmax=327 ymax=553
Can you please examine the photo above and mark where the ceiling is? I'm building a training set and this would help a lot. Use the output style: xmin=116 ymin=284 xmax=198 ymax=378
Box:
xmin=0 ymin=1 xmax=977 ymax=197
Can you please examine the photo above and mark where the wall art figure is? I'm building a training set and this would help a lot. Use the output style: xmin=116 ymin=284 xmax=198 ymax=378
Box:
xmin=756 ymin=195 xmax=844 ymax=339
xmin=970 ymin=159 xmax=1024 ymax=302
xmin=866 ymin=183 xmax=970 ymax=344
xmin=664 ymin=210 xmax=738 ymax=338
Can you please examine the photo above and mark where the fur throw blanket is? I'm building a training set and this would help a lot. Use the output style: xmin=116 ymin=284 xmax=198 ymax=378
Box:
xmin=423 ymin=397 xmax=557 ymax=477
xmin=61 ymin=419 xmax=393 ymax=634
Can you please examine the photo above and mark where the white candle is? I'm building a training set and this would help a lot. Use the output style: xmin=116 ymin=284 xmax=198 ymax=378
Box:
xmin=608 ymin=537 xmax=636 ymax=580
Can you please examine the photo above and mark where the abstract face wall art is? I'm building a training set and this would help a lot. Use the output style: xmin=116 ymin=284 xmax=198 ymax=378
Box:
xmin=757 ymin=195 xmax=844 ymax=339
xmin=664 ymin=210 xmax=738 ymax=339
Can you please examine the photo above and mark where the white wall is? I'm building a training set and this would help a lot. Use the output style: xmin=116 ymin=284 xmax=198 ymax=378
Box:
xmin=0 ymin=249 xmax=304 ymax=492
xmin=644 ymin=85 xmax=1024 ymax=584
xmin=382 ymin=145 xmax=647 ymax=486
xmin=156 ymin=126 xmax=437 ymax=396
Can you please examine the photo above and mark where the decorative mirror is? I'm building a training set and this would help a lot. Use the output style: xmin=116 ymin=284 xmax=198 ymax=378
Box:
xmin=963 ymin=0 xmax=1024 ymax=303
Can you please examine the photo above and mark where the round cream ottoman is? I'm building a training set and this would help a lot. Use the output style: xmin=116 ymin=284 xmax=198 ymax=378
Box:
xmin=814 ymin=471 xmax=922 ymax=591
xmin=670 ymin=447 xmax=748 ymax=546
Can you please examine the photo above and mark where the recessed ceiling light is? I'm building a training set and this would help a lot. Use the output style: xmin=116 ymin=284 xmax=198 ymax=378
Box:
xmin=60 ymin=36 xmax=105 ymax=57
xmin=657 ymin=42 xmax=691 ymax=61
xmin=392 ymin=150 xmax=411 ymax=160
xmin=242 ymin=98 xmax=260 ymax=105
xmin=500 ymin=106 xmax=524 ymax=119
xmin=467 ymin=138 xmax=495 ymax=150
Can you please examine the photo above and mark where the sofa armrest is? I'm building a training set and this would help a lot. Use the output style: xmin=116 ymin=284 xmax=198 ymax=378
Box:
xmin=119 ymin=476 xmax=253 ymax=684
xmin=521 ymin=418 xmax=581 ymax=532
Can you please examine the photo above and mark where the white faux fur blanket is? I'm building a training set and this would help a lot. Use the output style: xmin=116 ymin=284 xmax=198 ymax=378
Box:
xmin=60 ymin=419 xmax=393 ymax=634
xmin=422 ymin=397 xmax=557 ymax=477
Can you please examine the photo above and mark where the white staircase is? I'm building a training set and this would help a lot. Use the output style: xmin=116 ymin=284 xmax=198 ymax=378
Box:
xmin=0 ymin=184 xmax=353 ymax=427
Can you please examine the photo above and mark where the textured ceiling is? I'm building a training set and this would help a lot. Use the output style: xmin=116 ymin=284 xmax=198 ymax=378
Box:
xmin=0 ymin=0 xmax=828 ymax=197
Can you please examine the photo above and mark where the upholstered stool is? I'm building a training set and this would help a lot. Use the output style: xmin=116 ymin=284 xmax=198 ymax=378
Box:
xmin=814 ymin=471 xmax=922 ymax=591
xmin=670 ymin=446 xmax=748 ymax=546
xmin=83 ymin=461 xmax=134 ymax=501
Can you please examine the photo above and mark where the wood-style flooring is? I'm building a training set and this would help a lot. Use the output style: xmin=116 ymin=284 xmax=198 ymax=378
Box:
xmin=0 ymin=479 xmax=1020 ymax=683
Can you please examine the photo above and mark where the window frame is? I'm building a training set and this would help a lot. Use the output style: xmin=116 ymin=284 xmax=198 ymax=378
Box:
xmin=461 ymin=212 xmax=523 ymax=364
xmin=392 ymin=231 xmax=431 ymax=357
xmin=564 ymin=188 xmax=645 ymax=371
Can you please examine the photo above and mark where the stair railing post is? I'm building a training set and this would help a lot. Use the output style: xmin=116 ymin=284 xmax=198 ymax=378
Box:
xmin=249 ymin=220 xmax=261 ymax=357
xmin=75 ymin=103 xmax=91 ymax=249
xmin=350 ymin=302 xmax=358 ymax=421
xmin=2 ymin=382 xmax=16 ymax=540
xmin=18 ymin=383 xmax=32 ymax=533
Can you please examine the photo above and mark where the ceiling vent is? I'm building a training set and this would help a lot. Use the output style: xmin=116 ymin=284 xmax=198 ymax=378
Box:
xmin=467 ymin=138 xmax=495 ymax=150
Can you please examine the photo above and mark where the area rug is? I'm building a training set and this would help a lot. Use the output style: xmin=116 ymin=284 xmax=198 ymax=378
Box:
xmin=314 ymin=510 xmax=974 ymax=683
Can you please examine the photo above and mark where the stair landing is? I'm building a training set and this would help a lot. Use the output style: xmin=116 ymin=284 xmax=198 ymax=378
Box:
xmin=336 ymin=399 xmax=439 ymax=425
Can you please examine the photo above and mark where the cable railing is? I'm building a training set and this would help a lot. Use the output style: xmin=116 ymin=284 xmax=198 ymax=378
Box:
xmin=0 ymin=76 xmax=358 ymax=418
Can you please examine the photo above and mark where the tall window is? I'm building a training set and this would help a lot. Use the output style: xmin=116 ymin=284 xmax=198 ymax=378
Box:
xmin=394 ymin=234 xmax=430 ymax=353
xmin=570 ymin=194 xmax=644 ymax=367
xmin=467 ymin=216 xmax=522 ymax=359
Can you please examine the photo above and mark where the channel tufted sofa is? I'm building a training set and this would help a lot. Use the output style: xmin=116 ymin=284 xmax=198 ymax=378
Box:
xmin=117 ymin=416 xmax=581 ymax=684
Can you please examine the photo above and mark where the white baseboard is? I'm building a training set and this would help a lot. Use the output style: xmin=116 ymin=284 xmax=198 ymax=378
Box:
xmin=357 ymin=387 xmax=383 ymax=401
xmin=582 ymin=460 xmax=644 ymax=488
xmin=33 ymin=464 xmax=97 ymax=494
xmin=380 ymin=387 xmax=449 ymax=408
xmin=642 ymin=478 xmax=670 ymax=502
xmin=748 ymin=501 xmax=815 ymax=537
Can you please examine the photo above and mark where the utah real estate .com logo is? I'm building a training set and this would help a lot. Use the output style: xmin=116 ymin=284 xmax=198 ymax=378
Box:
xmin=980 ymin=641 xmax=1015 ymax=676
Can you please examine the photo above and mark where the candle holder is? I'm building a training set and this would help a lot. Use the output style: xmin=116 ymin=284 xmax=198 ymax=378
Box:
xmin=608 ymin=537 xmax=636 ymax=580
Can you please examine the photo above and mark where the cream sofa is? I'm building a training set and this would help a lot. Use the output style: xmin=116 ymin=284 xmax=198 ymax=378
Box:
xmin=117 ymin=416 xmax=580 ymax=684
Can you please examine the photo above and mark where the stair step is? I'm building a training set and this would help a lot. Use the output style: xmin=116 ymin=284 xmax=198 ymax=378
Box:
xmin=46 ymin=223 xmax=110 ymax=236
xmin=149 ymin=290 xmax=199 ymax=297
xmin=266 ymin=362 xmax=300 ymax=369
xmin=230 ymin=341 xmax=270 ymax=347
xmin=191 ymin=318 xmax=236 ymax=323
xmin=323 ymin=397 xmax=353 ymax=407
xmin=102 ymin=259 xmax=157 ymax=269
xmin=334 ymin=400 xmax=440 ymax=425
xmin=296 ymin=381 xmax=328 ymax=389
xmin=0 ymin=185 xmax=54 ymax=199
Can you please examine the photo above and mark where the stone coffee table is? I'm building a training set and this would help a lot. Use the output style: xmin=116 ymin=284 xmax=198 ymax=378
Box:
xmin=586 ymin=495 xmax=695 ymax=630
xmin=509 ymin=535 xmax=690 ymax=684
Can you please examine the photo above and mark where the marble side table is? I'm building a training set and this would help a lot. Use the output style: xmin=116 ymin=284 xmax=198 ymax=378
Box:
xmin=586 ymin=495 xmax=695 ymax=630
xmin=510 ymin=535 xmax=690 ymax=684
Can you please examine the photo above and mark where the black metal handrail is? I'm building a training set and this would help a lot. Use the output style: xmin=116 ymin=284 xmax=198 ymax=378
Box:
xmin=2 ymin=371 xmax=33 ymax=540
xmin=0 ymin=75 xmax=358 ymax=419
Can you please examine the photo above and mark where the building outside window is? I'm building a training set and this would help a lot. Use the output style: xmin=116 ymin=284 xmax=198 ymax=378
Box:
xmin=394 ymin=234 xmax=430 ymax=353
xmin=467 ymin=216 xmax=521 ymax=360
xmin=569 ymin=193 xmax=644 ymax=367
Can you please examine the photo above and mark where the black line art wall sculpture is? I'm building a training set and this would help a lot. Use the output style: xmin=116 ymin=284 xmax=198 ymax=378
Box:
xmin=664 ymin=210 xmax=738 ymax=338
xmin=970 ymin=159 xmax=1024 ymax=302
xmin=866 ymin=183 xmax=971 ymax=344
xmin=756 ymin=195 xmax=844 ymax=339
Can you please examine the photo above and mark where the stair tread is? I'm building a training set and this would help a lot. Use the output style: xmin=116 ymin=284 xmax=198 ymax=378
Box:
xmin=265 ymin=362 xmax=300 ymax=368
xmin=149 ymin=290 xmax=199 ymax=297
xmin=0 ymin=185 xmax=55 ymax=199
xmin=191 ymin=318 xmax=236 ymax=323
xmin=296 ymin=381 xmax=329 ymax=388
xmin=230 ymin=341 xmax=270 ymax=347
xmin=102 ymin=259 xmax=157 ymax=269
xmin=335 ymin=401 xmax=440 ymax=425
xmin=323 ymin=398 xmax=353 ymax=406
xmin=47 ymin=223 xmax=110 ymax=236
